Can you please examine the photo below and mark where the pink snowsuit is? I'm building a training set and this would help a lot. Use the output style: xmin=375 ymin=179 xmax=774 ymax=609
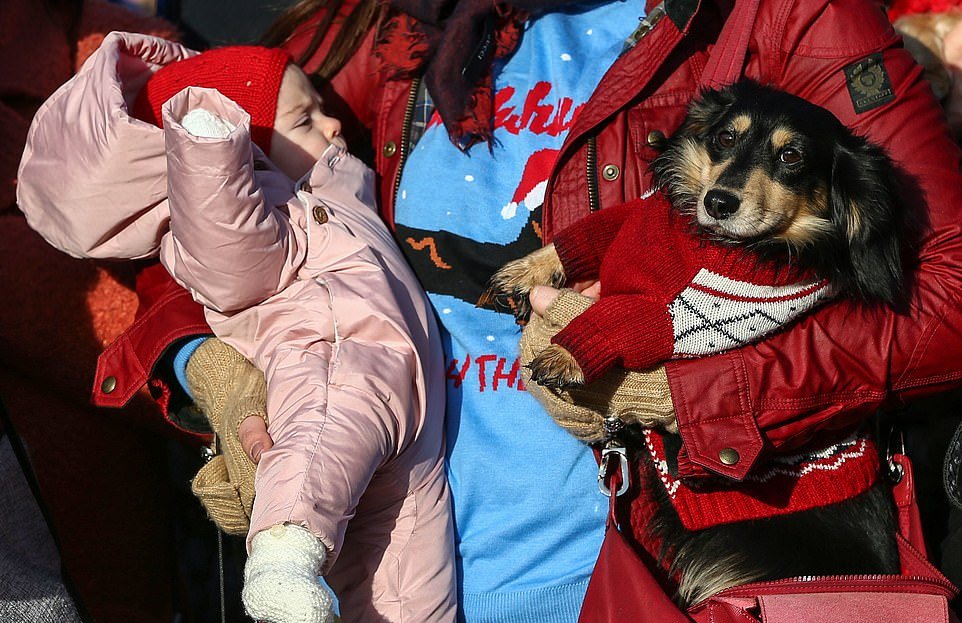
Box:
xmin=17 ymin=32 xmax=455 ymax=623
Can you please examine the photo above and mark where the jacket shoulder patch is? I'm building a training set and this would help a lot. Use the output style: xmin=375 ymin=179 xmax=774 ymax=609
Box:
xmin=844 ymin=53 xmax=895 ymax=114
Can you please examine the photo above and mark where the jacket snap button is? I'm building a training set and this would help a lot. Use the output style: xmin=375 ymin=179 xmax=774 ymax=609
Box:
xmin=312 ymin=205 xmax=329 ymax=225
xmin=718 ymin=447 xmax=740 ymax=466
xmin=602 ymin=164 xmax=620 ymax=181
xmin=101 ymin=376 xmax=117 ymax=394
xmin=647 ymin=130 xmax=666 ymax=148
xmin=383 ymin=141 xmax=398 ymax=158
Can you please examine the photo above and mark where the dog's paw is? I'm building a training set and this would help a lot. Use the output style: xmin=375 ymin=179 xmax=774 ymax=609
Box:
xmin=527 ymin=343 xmax=586 ymax=389
xmin=478 ymin=244 xmax=566 ymax=320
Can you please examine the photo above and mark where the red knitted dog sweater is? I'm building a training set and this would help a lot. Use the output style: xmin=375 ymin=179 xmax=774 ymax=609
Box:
xmin=551 ymin=196 xmax=834 ymax=382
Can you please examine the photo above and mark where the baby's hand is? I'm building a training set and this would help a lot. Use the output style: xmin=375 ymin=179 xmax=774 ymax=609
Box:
xmin=179 ymin=108 xmax=236 ymax=139
xmin=243 ymin=524 xmax=334 ymax=623
xmin=240 ymin=413 xmax=273 ymax=464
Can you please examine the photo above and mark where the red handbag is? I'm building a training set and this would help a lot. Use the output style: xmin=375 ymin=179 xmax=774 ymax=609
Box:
xmin=579 ymin=454 xmax=959 ymax=623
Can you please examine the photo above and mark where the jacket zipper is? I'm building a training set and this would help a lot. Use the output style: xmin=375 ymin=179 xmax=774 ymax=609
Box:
xmin=582 ymin=2 xmax=665 ymax=215
xmin=392 ymin=77 xmax=422 ymax=209
xmin=586 ymin=135 xmax=599 ymax=212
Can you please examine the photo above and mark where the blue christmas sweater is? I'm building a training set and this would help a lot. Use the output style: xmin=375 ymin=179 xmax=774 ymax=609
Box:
xmin=393 ymin=2 xmax=644 ymax=621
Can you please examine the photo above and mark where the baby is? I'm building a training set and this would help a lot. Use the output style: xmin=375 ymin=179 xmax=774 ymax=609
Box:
xmin=23 ymin=37 xmax=455 ymax=623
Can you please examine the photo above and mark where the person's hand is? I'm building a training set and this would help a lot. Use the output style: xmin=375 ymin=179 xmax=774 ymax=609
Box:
xmin=518 ymin=288 xmax=676 ymax=442
xmin=239 ymin=412 xmax=273 ymax=464
xmin=529 ymin=280 xmax=601 ymax=316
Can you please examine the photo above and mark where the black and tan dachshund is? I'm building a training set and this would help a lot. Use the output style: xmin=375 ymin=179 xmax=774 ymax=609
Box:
xmin=484 ymin=81 xmax=908 ymax=606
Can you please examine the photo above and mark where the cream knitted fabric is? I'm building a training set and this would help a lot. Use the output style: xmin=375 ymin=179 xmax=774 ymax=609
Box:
xmin=520 ymin=289 xmax=677 ymax=443
xmin=243 ymin=524 xmax=334 ymax=623
xmin=180 ymin=108 xmax=236 ymax=139
xmin=186 ymin=338 xmax=268 ymax=535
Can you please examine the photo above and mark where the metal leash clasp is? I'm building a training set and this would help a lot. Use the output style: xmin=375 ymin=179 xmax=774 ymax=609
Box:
xmin=598 ymin=417 xmax=630 ymax=497
xmin=886 ymin=426 xmax=906 ymax=484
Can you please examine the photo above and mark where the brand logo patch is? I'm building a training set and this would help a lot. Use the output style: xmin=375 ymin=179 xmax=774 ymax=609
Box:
xmin=844 ymin=53 xmax=895 ymax=114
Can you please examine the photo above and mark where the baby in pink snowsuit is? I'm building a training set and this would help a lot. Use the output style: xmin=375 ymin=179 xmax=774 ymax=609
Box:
xmin=18 ymin=35 xmax=454 ymax=623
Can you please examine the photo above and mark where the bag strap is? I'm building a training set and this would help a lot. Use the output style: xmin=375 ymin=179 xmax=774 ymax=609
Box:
xmin=698 ymin=0 xmax=762 ymax=89
xmin=891 ymin=452 xmax=929 ymax=559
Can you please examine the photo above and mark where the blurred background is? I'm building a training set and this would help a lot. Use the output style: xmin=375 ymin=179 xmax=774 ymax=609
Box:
xmin=0 ymin=2 xmax=300 ymax=622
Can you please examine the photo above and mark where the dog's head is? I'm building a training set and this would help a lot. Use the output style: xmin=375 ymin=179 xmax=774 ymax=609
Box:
xmin=651 ymin=81 xmax=904 ymax=303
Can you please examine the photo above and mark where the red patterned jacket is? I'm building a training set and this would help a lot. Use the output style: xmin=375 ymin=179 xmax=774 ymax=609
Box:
xmin=97 ymin=0 xmax=962 ymax=482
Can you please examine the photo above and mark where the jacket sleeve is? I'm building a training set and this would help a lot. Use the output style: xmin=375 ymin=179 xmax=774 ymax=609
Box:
xmin=158 ymin=87 xmax=308 ymax=314
xmin=667 ymin=0 xmax=962 ymax=480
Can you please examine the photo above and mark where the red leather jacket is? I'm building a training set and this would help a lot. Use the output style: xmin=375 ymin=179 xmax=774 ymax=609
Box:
xmin=98 ymin=0 xmax=962 ymax=479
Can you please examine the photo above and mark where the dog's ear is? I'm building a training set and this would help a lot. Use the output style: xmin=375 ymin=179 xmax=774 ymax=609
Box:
xmin=829 ymin=134 xmax=905 ymax=303
xmin=677 ymin=86 xmax=739 ymax=137
xmin=651 ymin=85 xmax=740 ymax=195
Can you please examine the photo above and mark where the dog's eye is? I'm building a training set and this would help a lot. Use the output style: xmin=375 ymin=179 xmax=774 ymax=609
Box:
xmin=779 ymin=148 xmax=802 ymax=165
xmin=715 ymin=130 xmax=736 ymax=149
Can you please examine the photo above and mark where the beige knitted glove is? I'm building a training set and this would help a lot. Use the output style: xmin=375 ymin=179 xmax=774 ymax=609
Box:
xmin=520 ymin=289 xmax=677 ymax=443
xmin=186 ymin=338 xmax=268 ymax=536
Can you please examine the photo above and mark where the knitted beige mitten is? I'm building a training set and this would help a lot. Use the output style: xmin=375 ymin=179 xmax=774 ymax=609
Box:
xmin=243 ymin=524 xmax=334 ymax=623
xmin=520 ymin=289 xmax=677 ymax=443
xmin=186 ymin=338 xmax=268 ymax=535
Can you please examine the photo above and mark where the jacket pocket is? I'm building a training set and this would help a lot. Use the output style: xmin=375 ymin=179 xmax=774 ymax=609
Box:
xmin=627 ymin=100 xmax=690 ymax=162
xmin=625 ymin=98 xmax=691 ymax=197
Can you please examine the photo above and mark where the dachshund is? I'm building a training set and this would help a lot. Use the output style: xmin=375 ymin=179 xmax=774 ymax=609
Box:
xmin=485 ymin=81 xmax=905 ymax=389
xmin=483 ymin=81 xmax=908 ymax=606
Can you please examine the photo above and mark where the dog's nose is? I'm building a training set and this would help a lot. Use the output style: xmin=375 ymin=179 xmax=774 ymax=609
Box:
xmin=704 ymin=189 xmax=741 ymax=219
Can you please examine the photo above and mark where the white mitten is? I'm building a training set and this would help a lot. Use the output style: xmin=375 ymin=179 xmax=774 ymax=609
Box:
xmin=179 ymin=108 xmax=236 ymax=139
xmin=242 ymin=524 xmax=334 ymax=623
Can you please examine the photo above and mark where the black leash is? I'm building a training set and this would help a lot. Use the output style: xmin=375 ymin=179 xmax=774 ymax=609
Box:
xmin=944 ymin=417 xmax=962 ymax=510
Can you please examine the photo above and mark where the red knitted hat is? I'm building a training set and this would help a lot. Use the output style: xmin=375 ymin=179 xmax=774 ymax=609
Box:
xmin=132 ymin=46 xmax=291 ymax=154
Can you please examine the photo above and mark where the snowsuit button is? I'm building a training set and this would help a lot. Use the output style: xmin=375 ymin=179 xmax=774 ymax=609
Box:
xmin=101 ymin=376 xmax=117 ymax=394
xmin=312 ymin=205 xmax=329 ymax=225
xmin=647 ymin=130 xmax=666 ymax=148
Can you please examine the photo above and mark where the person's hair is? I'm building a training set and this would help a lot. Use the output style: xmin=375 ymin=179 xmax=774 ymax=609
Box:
xmin=260 ymin=0 xmax=382 ymax=80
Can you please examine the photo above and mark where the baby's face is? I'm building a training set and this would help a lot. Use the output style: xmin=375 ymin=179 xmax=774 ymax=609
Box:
xmin=271 ymin=64 xmax=346 ymax=180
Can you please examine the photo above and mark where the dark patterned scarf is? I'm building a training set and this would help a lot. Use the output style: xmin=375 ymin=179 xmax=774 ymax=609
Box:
xmin=377 ymin=0 xmax=588 ymax=147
